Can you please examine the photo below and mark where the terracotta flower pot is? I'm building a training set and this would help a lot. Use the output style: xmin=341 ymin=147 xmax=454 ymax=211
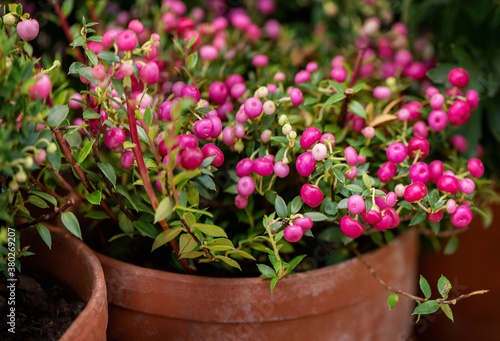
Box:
xmin=20 ymin=225 xmax=108 ymax=340
xmin=98 ymin=229 xmax=418 ymax=341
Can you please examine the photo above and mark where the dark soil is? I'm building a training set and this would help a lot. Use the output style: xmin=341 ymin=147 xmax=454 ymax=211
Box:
xmin=0 ymin=272 xmax=85 ymax=341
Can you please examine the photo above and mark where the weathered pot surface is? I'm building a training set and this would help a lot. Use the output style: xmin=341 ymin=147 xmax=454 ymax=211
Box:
xmin=21 ymin=225 xmax=108 ymax=341
xmin=98 ymin=229 xmax=418 ymax=341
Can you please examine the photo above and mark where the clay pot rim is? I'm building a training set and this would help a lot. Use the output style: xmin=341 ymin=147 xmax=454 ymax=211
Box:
xmin=96 ymin=228 xmax=416 ymax=286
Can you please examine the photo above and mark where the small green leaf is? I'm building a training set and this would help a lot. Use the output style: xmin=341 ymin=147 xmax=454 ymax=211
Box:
xmin=286 ymin=254 xmax=306 ymax=273
xmin=86 ymin=190 xmax=102 ymax=205
xmin=304 ymin=212 xmax=328 ymax=221
xmin=290 ymin=196 xmax=303 ymax=215
xmin=179 ymin=233 xmax=198 ymax=254
xmin=275 ymin=195 xmax=288 ymax=219
xmin=270 ymin=276 xmax=279 ymax=292
xmin=337 ymin=198 xmax=349 ymax=209
xmin=118 ymin=212 xmax=134 ymax=233
xmin=193 ymin=223 xmax=227 ymax=237
xmin=420 ymin=275 xmax=432 ymax=299
xmin=97 ymin=162 xmax=116 ymax=188
xmin=439 ymin=304 xmax=454 ymax=322
xmin=257 ymin=263 xmax=276 ymax=278
xmin=362 ymin=172 xmax=372 ymax=189
xmin=444 ymin=235 xmax=459 ymax=255
xmin=31 ymin=191 xmax=57 ymax=207
xmin=144 ymin=106 xmax=153 ymax=127
xmin=77 ymin=140 xmax=94 ymax=165
xmin=26 ymin=195 xmax=49 ymax=209
xmin=413 ymin=300 xmax=440 ymax=315
xmin=151 ymin=227 xmax=182 ymax=251
xmin=323 ymin=93 xmax=345 ymax=107
xmin=438 ymin=275 xmax=452 ymax=296
xmin=410 ymin=210 xmax=428 ymax=226
xmin=217 ymin=256 xmax=241 ymax=270
xmin=348 ymin=101 xmax=367 ymax=119
xmin=70 ymin=36 xmax=86 ymax=47
xmin=134 ymin=219 xmax=158 ymax=239
xmin=82 ymin=109 xmax=101 ymax=119
xmin=36 ymin=224 xmax=52 ymax=249
xmin=97 ymin=51 xmax=120 ymax=64
xmin=352 ymin=82 xmax=366 ymax=93
xmin=179 ymin=251 xmax=204 ymax=259
xmin=78 ymin=67 xmax=97 ymax=84
xmin=154 ymin=197 xmax=173 ymax=223
xmin=345 ymin=184 xmax=363 ymax=194
xmin=186 ymin=35 xmax=198 ymax=49
xmin=85 ymin=49 xmax=98 ymax=66
xmin=173 ymin=39 xmax=184 ymax=54
xmin=229 ymin=250 xmax=256 ymax=260
xmin=110 ymin=78 xmax=124 ymax=98
xmin=387 ymin=293 xmax=399 ymax=310
xmin=46 ymin=105 xmax=69 ymax=127
xmin=61 ymin=212 xmax=81 ymax=239
xmin=332 ymin=167 xmax=346 ymax=183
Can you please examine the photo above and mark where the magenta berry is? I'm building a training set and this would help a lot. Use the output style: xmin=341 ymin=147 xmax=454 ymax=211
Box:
xmin=345 ymin=166 xmax=358 ymax=180
xmin=236 ymin=158 xmax=254 ymax=177
xmin=209 ymin=116 xmax=223 ymax=138
xmin=437 ymin=175 xmax=460 ymax=195
xmin=394 ymin=49 xmax=413 ymax=66
xmin=429 ymin=160 xmax=444 ymax=183
xmin=209 ymin=82 xmax=228 ymax=105
xmin=466 ymin=90 xmax=479 ymax=110
xmin=300 ymin=184 xmax=324 ymax=208
xmin=459 ymin=178 xmax=475 ymax=194
xmin=296 ymin=152 xmax=316 ymax=177
xmin=300 ymin=127 xmax=322 ymax=150
xmin=181 ymin=85 xmax=201 ymax=103
xmin=294 ymin=70 xmax=311 ymax=85
xmin=398 ymin=108 xmax=411 ymax=121
xmin=362 ymin=209 xmax=382 ymax=224
xmin=385 ymin=192 xmax=397 ymax=207
xmin=178 ymin=134 xmax=198 ymax=149
xmin=320 ymin=133 xmax=335 ymax=146
xmin=347 ymin=194 xmax=365 ymax=215
xmin=273 ymin=161 xmax=290 ymax=178
xmin=373 ymin=86 xmax=391 ymax=99
xmin=427 ymin=210 xmax=444 ymax=223
xmin=33 ymin=149 xmax=47 ymax=164
xmin=386 ymin=143 xmax=407 ymax=163
xmin=340 ymin=216 xmax=364 ymax=239
xmin=201 ymin=143 xmax=224 ymax=167
xmin=235 ymin=194 xmax=248 ymax=209
xmin=451 ymin=205 xmax=472 ymax=227
xmin=447 ymin=199 xmax=457 ymax=214
xmin=413 ymin=121 xmax=428 ymax=138
xmin=120 ymin=150 xmax=135 ymax=169
xmin=362 ymin=127 xmax=375 ymax=139
xmin=312 ymin=143 xmax=328 ymax=161
xmin=294 ymin=217 xmax=313 ymax=232
xmin=408 ymin=137 xmax=429 ymax=160
xmin=330 ymin=67 xmax=347 ymax=83
xmin=430 ymin=93 xmax=445 ymax=110
xmin=180 ymin=148 xmax=204 ymax=170
xmin=28 ymin=74 xmax=51 ymax=101
xmin=378 ymin=161 xmax=398 ymax=183
xmin=448 ymin=100 xmax=471 ymax=126
xmin=252 ymin=157 xmax=274 ymax=176
xmin=404 ymin=181 xmax=428 ymax=203
xmin=306 ymin=62 xmax=318 ymax=73
xmin=385 ymin=208 xmax=400 ymax=229
xmin=222 ymin=126 xmax=234 ymax=146
xmin=426 ymin=87 xmax=440 ymax=98
xmin=233 ymin=123 xmax=245 ymax=139
xmin=450 ymin=134 xmax=468 ymax=153
xmin=284 ymin=225 xmax=304 ymax=243
xmin=244 ymin=97 xmax=263 ymax=118
xmin=344 ymin=147 xmax=358 ymax=166
xmin=373 ymin=211 xmax=392 ymax=231
xmin=102 ymin=30 xmax=117 ymax=48
xmin=237 ymin=176 xmax=255 ymax=197
xmin=194 ymin=119 xmax=214 ymax=139
xmin=468 ymin=158 xmax=484 ymax=178
xmin=17 ymin=19 xmax=39 ymax=41
xmin=404 ymin=102 xmax=423 ymax=121
xmin=428 ymin=110 xmax=448 ymax=131
xmin=448 ymin=68 xmax=469 ymax=88
xmin=252 ymin=54 xmax=269 ymax=67
xmin=139 ymin=62 xmax=159 ymax=84
xmin=158 ymin=101 xmax=172 ymax=122
xmin=104 ymin=128 xmax=126 ymax=149
xmin=290 ymin=88 xmax=303 ymax=106
xmin=116 ymin=30 xmax=137 ymax=51
xmin=409 ymin=162 xmax=430 ymax=183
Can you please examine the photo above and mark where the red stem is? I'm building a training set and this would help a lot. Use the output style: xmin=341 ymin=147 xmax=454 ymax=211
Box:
xmin=51 ymin=0 xmax=86 ymax=64
xmin=349 ymin=47 xmax=366 ymax=88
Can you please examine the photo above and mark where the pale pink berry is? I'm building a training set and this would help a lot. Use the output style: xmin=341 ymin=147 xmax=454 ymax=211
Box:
xmin=29 ymin=74 xmax=51 ymax=101
xmin=284 ymin=225 xmax=303 ymax=242
xmin=451 ymin=205 xmax=472 ymax=227
xmin=235 ymin=194 xmax=248 ymax=209
xmin=386 ymin=192 xmax=397 ymax=207
xmin=459 ymin=178 xmax=475 ymax=194
xmin=252 ymin=54 xmax=269 ymax=67
xmin=294 ymin=217 xmax=313 ymax=232
xmin=266 ymin=84 xmax=277 ymax=95
xmin=386 ymin=143 xmax=407 ymax=163
xmin=466 ymin=90 xmax=479 ymax=110
xmin=408 ymin=137 xmax=429 ymax=160
xmin=263 ymin=100 xmax=276 ymax=115
xmin=92 ymin=64 xmax=107 ymax=81
xmin=128 ymin=19 xmax=144 ymax=34
xmin=300 ymin=127 xmax=321 ymax=150
xmin=290 ymin=88 xmax=303 ymax=106
xmin=296 ymin=152 xmax=316 ymax=177
xmin=413 ymin=121 xmax=428 ymax=138
xmin=404 ymin=181 xmax=428 ymax=203
xmin=237 ymin=176 xmax=255 ymax=197
xmin=331 ymin=56 xmax=345 ymax=68
xmin=348 ymin=195 xmax=365 ymax=215
xmin=430 ymin=93 xmax=445 ymax=110
xmin=306 ymin=62 xmax=318 ymax=73
xmin=448 ymin=68 xmax=469 ymax=88
xmin=409 ymin=162 xmax=430 ymax=183
xmin=233 ymin=123 xmax=245 ymax=139
xmin=274 ymin=72 xmax=286 ymax=82
xmin=346 ymin=167 xmax=358 ymax=180
xmin=312 ymin=143 xmax=327 ymax=161
xmin=264 ymin=19 xmax=281 ymax=39
xmin=274 ymin=161 xmax=289 ymax=178
xmin=450 ymin=135 xmax=468 ymax=153
xmin=340 ymin=216 xmax=364 ymax=238
xmin=252 ymin=157 xmax=273 ymax=176
xmin=447 ymin=199 xmax=457 ymax=214
xmin=300 ymin=184 xmax=324 ymax=207
xmin=116 ymin=30 xmax=137 ymax=51
xmin=428 ymin=109 xmax=448 ymax=131
xmin=344 ymin=147 xmax=358 ymax=166
xmin=362 ymin=209 xmax=382 ymax=224
xmin=294 ymin=70 xmax=311 ymax=84
xmin=373 ymin=86 xmax=391 ymax=99
xmin=17 ymin=19 xmax=39 ymax=41
xmin=426 ymin=86 xmax=440 ymax=98
xmin=139 ymin=62 xmax=159 ymax=84
xmin=448 ymin=100 xmax=471 ymax=126
xmin=102 ymin=30 xmax=118 ymax=48
xmin=397 ymin=108 xmax=411 ymax=121
xmin=362 ymin=127 xmax=375 ymax=139
xmin=261 ymin=129 xmax=272 ymax=142
xmin=468 ymin=158 xmax=484 ymax=178
xmin=33 ymin=149 xmax=47 ymax=164
xmin=330 ymin=67 xmax=347 ymax=83
xmin=200 ymin=45 xmax=218 ymax=60
xmin=395 ymin=184 xmax=405 ymax=197
xmin=180 ymin=147 xmax=204 ymax=170
xmin=244 ymin=97 xmax=263 ymax=118
xmin=202 ymin=143 xmax=224 ymax=167
xmin=120 ymin=151 xmax=135 ymax=169
xmin=437 ymin=175 xmax=460 ymax=195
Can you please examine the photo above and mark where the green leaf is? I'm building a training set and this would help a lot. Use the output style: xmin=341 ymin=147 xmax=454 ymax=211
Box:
xmin=26 ymin=195 xmax=49 ymax=209
xmin=438 ymin=275 xmax=452 ymax=296
xmin=257 ymin=263 xmax=276 ymax=278
xmin=304 ymin=212 xmax=328 ymax=221
xmin=179 ymin=233 xmax=198 ymax=254
xmin=186 ymin=35 xmax=198 ymax=49
xmin=97 ymin=162 xmax=116 ymax=188
xmin=323 ymin=93 xmax=345 ymax=107
xmin=31 ymin=191 xmax=57 ymax=207
xmin=329 ymin=81 xmax=345 ymax=94
xmin=290 ymin=196 xmax=303 ymax=215
xmin=70 ymin=36 xmax=86 ymax=47
xmin=144 ymin=107 xmax=153 ymax=127
xmin=115 ymin=185 xmax=139 ymax=211
xmin=118 ymin=212 xmax=134 ymax=233
xmin=97 ymin=51 xmax=120 ymax=64
xmin=151 ymin=227 xmax=182 ymax=251
xmin=270 ymin=276 xmax=279 ymax=292
xmin=275 ymin=195 xmax=288 ymax=219
xmin=61 ymin=212 xmax=81 ymax=239
xmin=77 ymin=140 xmax=94 ymax=165
xmin=352 ymin=82 xmax=366 ymax=93
xmin=337 ymin=198 xmax=349 ymax=209
xmin=348 ymin=101 xmax=367 ymax=119
xmin=362 ymin=172 xmax=372 ymax=189
xmin=85 ymin=211 xmax=108 ymax=219
xmin=173 ymin=170 xmax=200 ymax=185
xmin=217 ymin=256 xmax=241 ymax=270
xmin=193 ymin=223 xmax=227 ymax=237
xmin=36 ymin=224 xmax=52 ymax=249
xmin=82 ymin=109 xmax=101 ymax=119
xmin=154 ymin=197 xmax=173 ymax=223
xmin=444 ymin=235 xmax=459 ymax=255
xmin=387 ymin=293 xmax=399 ymax=310
xmin=110 ymin=78 xmax=124 ymax=98
xmin=78 ymin=67 xmax=97 ymax=84
xmin=286 ymin=254 xmax=306 ymax=273
xmin=229 ymin=250 xmax=256 ymax=260
xmin=179 ymin=251 xmax=204 ymax=259
xmin=439 ymin=304 xmax=454 ymax=322
xmin=86 ymin=190 xmax=102 ymax=205
xmin=85 ymin=49 xmax=98 ymax=66
xmin=345 ymin=184 xmax=363 ymax=194
xmin=332 ymin=167 xmax=346 ymax=184
xmin=205 ymin=238 xmax=234 ymax=251
xmin=173 ymin=39 xmax=184 ymax=54
xmin=419 ymin=275 xmax=432 ymax=299
xmin=410 ymin=210 xmax=428 ymax=226
xmin=46 ymin=105 xmax=69 ymax=127
xmin=134 ymin=219 xmax=158 ymax=239
xmin=413 ymin=300 xmax=439 ymax=315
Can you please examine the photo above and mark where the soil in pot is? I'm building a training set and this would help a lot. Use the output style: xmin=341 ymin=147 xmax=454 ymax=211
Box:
xmin=0 ymin=272 xmax=85 ymax=341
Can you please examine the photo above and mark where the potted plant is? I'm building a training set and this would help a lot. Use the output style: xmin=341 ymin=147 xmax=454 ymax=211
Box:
xmin=9 ymin=0 xmax=494 ymax=340
xmin=0 ymin=4 xmax=107 ymax=340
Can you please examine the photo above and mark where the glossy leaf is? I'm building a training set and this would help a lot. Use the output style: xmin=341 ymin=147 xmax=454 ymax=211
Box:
xmin=46 ymin=105 xmax=69 ymax=127
xmin=86 ymin=190 xmax=102 ymax=205
xmin=154 ymin=197 xmax=173 ymax=224
xmin=151 ymin=227 xmax=182 ymax=251
xmin=97 ymin=162 xmax=116 ymax=188
xmin=257 ymin=263 xmax=276 ymax=278
xmin=36 ymin=224 xmax=51 ymax=250
xmin=275 ymin=195 xmax=288 ymax=219
xmin=387 ymin=293 xmax=399 ymax=310
xmin=61 ymin=212 xmax=82 ymax=239
xmin=193 ymin=223 xmax=227 ymax=237
xmin=420 ymin=275 xmax=432 ymax=299
xmin=413 ymin=300 xmax=439 ymax=315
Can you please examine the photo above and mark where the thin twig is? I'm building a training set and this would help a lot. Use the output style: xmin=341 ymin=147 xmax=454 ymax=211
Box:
xmin=13 ymin=199 xmax=74 ymax=229
xmin=338 ymin=88 xmax=354 ymax=127
xmin=51 ymin=0 xmax=85 ymax=64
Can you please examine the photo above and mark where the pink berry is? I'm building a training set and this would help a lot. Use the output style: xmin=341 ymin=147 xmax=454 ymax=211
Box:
xmin=230 ymin=83 xmax=247 ymax=99
xmin=451 ymin=205 xmax=472 ymax=227
xmin=102 ymin=30 xmax=118 ymax=48
xmin=467 ymin=158 xmax=484 ymax=178
xmin=373 ymin=86 xmax=391 ymax=99
xmin=296 ymin=152 xmax=316 ymax=177
xmin=92 ymin=64 xmax=107 ymax=81
xmin=116 ymin=30 xmax=137 ymax=51
xmin=448 ymin=68 xmax=469 ymax=88
xmin=236 ymin=158 xmax=254 ymax=177
xmin=244 ymin=97 xmax=263 ymax=118
xmin=395 ymin=184 xmax=405 ymax=197
xmin=428 ymin=109 xmax=448 ymax=131
xmin=237 ymin=176 xmax=255 ymax=197
xmin=437 ymin=175 xmax=460 ymax=195
xmin=345 ymin=167 xmax=358 ymax=180
xmin=274 ymin=72 xmax=286 ymax=82
xmin=408 ymin=137 xmax=429 ymax=160
xmin=33 ymin=149 xmax=47 ymax=164
xmin=209 ymin=82 xmax=228 ymax=105
xmin=180 ymin=148 xmax=204 ymax=170
xmin=252 ymin=157 xmax=273 ymax=176
xmin=306 ymin=62 xmax=318 ymax=73
xmin=128 ymin=19 xmax=144 ymax=34
xmin=172 ymin=81 xmax=186 ymax=97
xmin=372 ymin=211 xmax=392 ymax=231
xmin=120 ymin=150 xmax=135 ymax=169
xmin=300 ymin=184 xmax=324 ymax=208
xmin=362 ymin=209 xmax=382 ymax=224
xmin=284 ymin=225 xmax=303 ymax=243
xmin=294 ymin=70 xmax=311 ymax=85
xmin=139 ymin=62 xmax=159 ymax=84
xmin=344 ymin=147 xmax=358 ymax=166
xmin=158 ymin=101 xmax=172 ymax=122
xmin=413 ymin=121 xmax=428 ymax=138
xmin=448 ymin=100 xmax=471 ymax=126
xmin=225 ymin=74 xmax=245 ymax=89
xmin=209 ymin=116 xmax=222 ymax=138
xmin=429 ymin=160 xmax=444 ymax=183
xmin=466 ymin=90 xmax=479 ymax=110
xmin=398 ymin=108 xmax=411 ymax=121
xmin=375 ymin=196 xmax=387 ymax=210
xmin=403 ymin=102 xmax=423 ymax=121
xmin=200 ymin=45 xmax=218 ymax=60
xmin=340 ymin=216 xmax=364 ymax=238
xmin=409 ymin=162 xmax=430 ymax=183
xmin=348 ymin=195 xmax=365 ymax=215
xmin=290 ymin=88 xmax=303 ymax=106
xmin=264 ymin=154 xmax=275 ymax=165
xmin=194 ymin=119 xmax=214 ymax=139
xmin=357 ymin=155 xmax=367 ymax=165
xmin=233 ymin=123 xmax=245 ymax=139
xmin=386 ymin=192 xmax=397 ymax=207
xmin=69 ymin=93 xmax=82 ymax=109
xmin=104 ymin=128 xmax=126 ymax=149
xmin=178 ymin=134 xmax=198 ymax=149
xmin=404 ymin=62 xmax=426 ymax=80
xmin=362 ymin=127 xmax=375 ymax=139
xmin=181 ymin=85 xmax=201 ymax=103
xmin=222 ymin=126 xmax=234 ymax=146
xmin=404 ymin=181 xmax=428 ymax=203
xmin=330 ymin=67 xmax=347 ymax=83
xmin=273 ymin=161 xmax=290 ymax=178
xmin=426 ymin=86 xmax=440 ymax=98
xmin=450 ymin=134 xmax=467 ymax=153
xmin=385 ymin=208 xmax=400 ymax=229
xmin=235 ymin=194 xmax=248 ymax=209
xmin=459 ymin=178 xmax=475 ymax=194
xmin=295 ymin=217 xmax=313 ymax=232
xmin=378 ymin=162 xmax=398 ymax=183
xmin=386 ymin=143 xmax=407 ymax=163
xmin=427 ymin=210 xmax=444 ymax=223
xmin=89 ymin=109 xmax=108 ymax=135
xmin=447 ymin=199 xmax=457 ymax=214
xmin=300 ymin=127 xmax=322 ymax=150
xmin=264 ymin=19 xmax=281 ymax=39
xmin=28 ymin=74 xmax=51 ymax=101
xmin=261 ymin=129 xmax=272 ymax=142
xmin=202 ymin=143 xmax=224 ymax=167
xmin=430 ymin=93 xmax=445 ymax=110
xmin=320 ymin=133 xmax=335 ymax=147
xmin=312 ymin=143 xmax=328 ymax=161
xmin=17 ymin=19 xmax=39 ymax=41
xmin=394 ymin=49 xmax=413 ymax=66
xmin=252 ymin=54 xmax=269 ymax=67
